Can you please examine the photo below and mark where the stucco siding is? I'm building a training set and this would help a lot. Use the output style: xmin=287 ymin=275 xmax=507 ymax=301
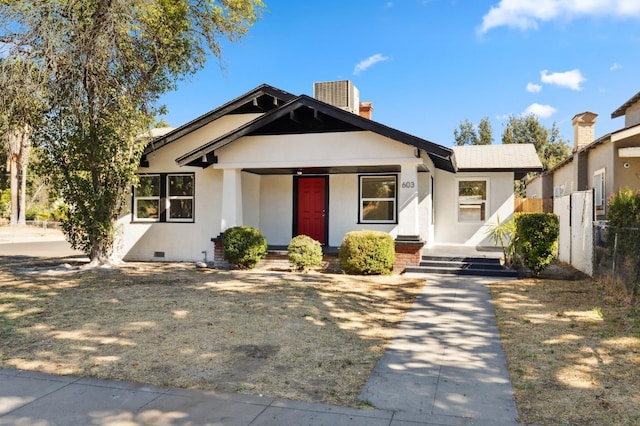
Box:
xmin=433 ymin=170 xmax=514 ymax=246
xmin=526 ymin=176 xmax=543 ymax=198
xmin=625 ymin=102 xmax=640 ymax=128
xmin=552 ymin=163 xmax=574 ymax=196
xmin=116 ymin=166 xmax=222 ymax=262
xmin=258 ymin=175 xmax=293 ymax=245
xmin=241 ymin=172 xmax=261 ymax=228
xmin=144 ymin=114 xmax=261 ymax=169
xmin=216 ymin=131 xmax=418 ymax=168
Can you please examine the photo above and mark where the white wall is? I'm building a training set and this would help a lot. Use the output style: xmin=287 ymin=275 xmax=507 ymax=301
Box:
xmin=115 ymin=166 xmax=223 ymax=263
xmin=433 ymin=170 xmax=515 ymax=247
xmin=259 ymin=175 xmax=293 ymax=245
xmin=114 ymin=115 xmax=261 ymax=262
xmin=216 ymin=131 xmax=419 ymax=168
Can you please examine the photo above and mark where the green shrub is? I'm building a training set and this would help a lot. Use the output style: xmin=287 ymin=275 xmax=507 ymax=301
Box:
xmin=288 ymin=235 xmax=323 ymax=272
xmin=0 ymin=189 xmax=10 ymax=219
xmin=606 ymin=188 xmax=640 ymax=293
xmin=223 ymin=226 xmax=267 ymax=269
xmin=339 ymin=230 xmax=395 ymax=275
xmin=514 ymin=213 xmax=559 ymax=277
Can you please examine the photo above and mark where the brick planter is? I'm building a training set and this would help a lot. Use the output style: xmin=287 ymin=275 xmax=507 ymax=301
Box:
xmin=394 ymin=236 xmax=425 ymax=274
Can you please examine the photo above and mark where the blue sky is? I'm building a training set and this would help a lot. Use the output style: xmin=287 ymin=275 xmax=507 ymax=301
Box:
xmin=158 ymin=0 xmax=640 ymax=148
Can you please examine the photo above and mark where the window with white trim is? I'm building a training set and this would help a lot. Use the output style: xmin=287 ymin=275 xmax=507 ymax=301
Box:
xmin=458 ymin=180 xmax=487 ymax=222
xmin=359 ymin=175 xmax=397 ymax=223
xmin=167 ymin=174 xmax=194 ymax=221
xmin=593 ymin=168 xmax=605 ymax=209
xmin=133 ymin=173 xmax=194 ymax=222
xmin=134 ymin=175 xmax=160 ymax=221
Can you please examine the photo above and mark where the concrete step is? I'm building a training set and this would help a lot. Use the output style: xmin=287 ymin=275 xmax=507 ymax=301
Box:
xmin=405 ymin=265 xmax=518 ymax=278
xmin=421 ymin=255 xmax=502 ymax=265
xmin=418 ymin=259 xmax=505 ymax=270
xmin=407 ymin=254 xmax=518 ymax=278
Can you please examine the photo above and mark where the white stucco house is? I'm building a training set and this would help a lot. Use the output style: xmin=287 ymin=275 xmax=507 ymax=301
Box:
xmin=115 ymin=81 xmax=542 ymax=267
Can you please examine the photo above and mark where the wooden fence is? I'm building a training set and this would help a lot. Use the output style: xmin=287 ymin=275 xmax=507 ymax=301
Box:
xmin=515 ymin=198 xmax=553 ymax=213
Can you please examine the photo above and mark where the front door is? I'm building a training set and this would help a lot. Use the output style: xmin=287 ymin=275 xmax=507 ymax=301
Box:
xmin=295 ymin=176 xmax=327 ymax=244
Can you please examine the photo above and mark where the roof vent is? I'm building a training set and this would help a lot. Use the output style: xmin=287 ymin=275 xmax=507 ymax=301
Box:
xmin=313 ymin=80 xmax=359 ymax=114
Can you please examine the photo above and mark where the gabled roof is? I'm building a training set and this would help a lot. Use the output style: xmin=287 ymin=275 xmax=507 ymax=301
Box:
xmin=142 ymin=84 xmax=296 ymax=156
xmin=612 ymin=90 xmax=640 ymax=119
xmin=175 ymin=94 xmax=455 ymax=172
xmin=452 ymin=144 xmax=543 ymax=179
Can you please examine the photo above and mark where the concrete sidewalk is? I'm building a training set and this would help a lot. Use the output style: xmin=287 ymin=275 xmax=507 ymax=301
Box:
xmin=0 ymin=274 xmax=522 ymax=425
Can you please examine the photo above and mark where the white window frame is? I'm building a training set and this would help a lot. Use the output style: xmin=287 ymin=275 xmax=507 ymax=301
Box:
xmin=359 ymin=175 xmax=397 ymax=224
xmin=133 ymin=174 xmax=160 ymax=222
xmin=457 ymin=178 xmax=489 ymax=223
xmin=167 ymin=174 xmax=195 ymax=222
xmin=593 ymin=168 xmax=606 ymax=209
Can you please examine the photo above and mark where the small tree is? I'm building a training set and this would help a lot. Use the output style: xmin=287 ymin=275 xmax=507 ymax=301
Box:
xmin=514 ymin=213 xmax=559 ymax=277
xmin=487 ymin=215 xmax=518 ymax=267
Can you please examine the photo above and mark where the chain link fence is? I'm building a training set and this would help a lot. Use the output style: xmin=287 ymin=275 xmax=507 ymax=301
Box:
xmin=593 ymin=221 xmax=640 ymax=298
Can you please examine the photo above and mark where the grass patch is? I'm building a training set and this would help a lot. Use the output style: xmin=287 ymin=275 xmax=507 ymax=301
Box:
xmin=0 ymin=262 xmax=423 ymax=407
xmin=490 ymin=278 xmax=640 ymax=425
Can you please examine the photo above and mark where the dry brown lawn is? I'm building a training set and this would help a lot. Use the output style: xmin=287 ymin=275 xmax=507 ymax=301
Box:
xmin=490 ymin=273 xmax=640 ymax=425
xmin=0 ymin=262 xmax=423 ymax=407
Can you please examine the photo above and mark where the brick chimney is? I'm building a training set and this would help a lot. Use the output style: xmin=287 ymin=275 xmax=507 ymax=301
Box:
xmin=572 ymin=112 xmax=598 ymax=152
xmin=359 ymin=101 xmax=373 ymax=120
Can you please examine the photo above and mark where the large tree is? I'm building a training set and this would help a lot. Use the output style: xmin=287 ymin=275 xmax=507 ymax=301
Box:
xmin=453 ymin=117 xmax=493 ymax=146
xmin=501 ymin=114 xmax=571 ymax=171
xmin=0 ymin=57 xmax=45 ymax=226
xmin=0 ymin=0 xmax=263 ymax=264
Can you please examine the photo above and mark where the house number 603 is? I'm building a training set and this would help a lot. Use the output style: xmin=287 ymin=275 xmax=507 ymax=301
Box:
xmin=401 ymin=181 xmax=415 ymax=188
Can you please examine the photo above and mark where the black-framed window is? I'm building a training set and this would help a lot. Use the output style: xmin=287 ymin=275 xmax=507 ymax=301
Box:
xmin=359 ymin=175 xmax=397 ymax=223
xmin=458 ymin=179 xmax=487 ymax=222
xmin=133 ymin=173 xmax=194 ymax=222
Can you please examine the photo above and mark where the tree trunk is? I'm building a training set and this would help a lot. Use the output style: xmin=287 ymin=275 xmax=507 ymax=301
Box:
xmin=18 ymin=163 xmax=27 ymax=225
xmin=9 ymin=155 xmax=18 ymax=225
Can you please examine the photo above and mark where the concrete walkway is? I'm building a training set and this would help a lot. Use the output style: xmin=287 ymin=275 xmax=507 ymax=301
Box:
xmin=0 ymin=274 xmax=521 ymax=425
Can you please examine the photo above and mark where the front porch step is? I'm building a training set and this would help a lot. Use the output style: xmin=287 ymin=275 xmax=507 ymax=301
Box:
xmin=405 ymin=255 xmax=518 ymax=278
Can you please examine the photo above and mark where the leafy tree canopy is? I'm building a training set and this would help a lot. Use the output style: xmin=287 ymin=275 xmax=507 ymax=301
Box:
xmin=0 ymin=0 xmax=263 ymax=264
xmin=453 ymin=117 xmax=492 ymax=146
xmin=501 ymin=114 xmax=571 ymax=171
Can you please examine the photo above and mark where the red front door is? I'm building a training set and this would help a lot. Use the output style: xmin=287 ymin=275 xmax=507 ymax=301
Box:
xmin=296 ymin=177 xmax=327 ymax=244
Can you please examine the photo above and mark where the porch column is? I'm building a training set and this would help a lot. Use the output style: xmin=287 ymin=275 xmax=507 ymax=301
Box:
xmin=221 ymin=168 xmax=243 ymax=230
xmin=397 ymin=163 xmax=420 ymax=238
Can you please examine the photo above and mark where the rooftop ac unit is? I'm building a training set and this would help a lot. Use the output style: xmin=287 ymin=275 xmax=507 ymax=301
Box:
xmin=313 ymin=80 xmax=359 ymax=114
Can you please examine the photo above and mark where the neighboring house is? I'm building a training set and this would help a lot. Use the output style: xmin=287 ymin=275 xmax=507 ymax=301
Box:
xmin=526 ymin=91 xmax=640 ymax=219
xmin=115 ymin=81 xmax=542 ymax=265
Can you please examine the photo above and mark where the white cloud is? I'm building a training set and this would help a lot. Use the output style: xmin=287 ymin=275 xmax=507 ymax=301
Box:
xmin=540 ymin=69 xmax=586 ymax=90
xmin=523 ymin=103 xmax=557 ymax=118
xmin=479 ymin=0 xmax=640 ymax=33
xmin=610 ymin=62 xmax=622 ymax=71
xmin=353 ymin=54 xmax=390 ymax=75
xmin=526 ymin=82 xmax=542 ymax=93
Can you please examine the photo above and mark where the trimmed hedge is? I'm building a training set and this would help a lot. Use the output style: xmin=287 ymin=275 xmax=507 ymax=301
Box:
xmin=339 ymin=230 xmax=395 ymax=275
xmin=514 ymin=213 xmax=559 ymax=277
xmin=223 ymin=226 xmax=267 ymax=269
xmin=288 ymin=235 xmax=323 ymax=272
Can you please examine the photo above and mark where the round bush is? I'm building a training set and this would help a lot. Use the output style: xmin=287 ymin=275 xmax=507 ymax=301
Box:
xmin=339 ymin=230 xmax=395 ymax=275
xmin=288 ymin=235 xmax=323 ymax=272
xmin=223 ymin=226 xmax=267 ymax=269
